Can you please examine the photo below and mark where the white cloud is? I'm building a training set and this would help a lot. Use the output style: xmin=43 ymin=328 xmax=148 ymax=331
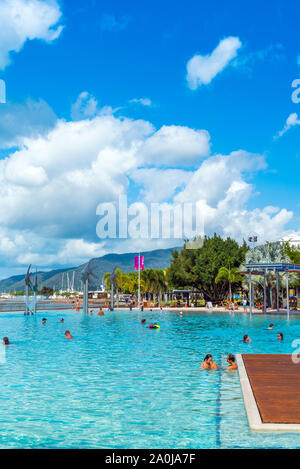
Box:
xmin=186 ymin=36 xmax=242 ymax=89
xmin=0 ymin=0 xmax=63 ymax=69
xmin=0 ymin=93 xmax=298 ymax=272
xmin=130 ymin=98 xmax=152 ymax=107
xmin=71 ymin=92 xmax=99 ymax=121
xmin=275 ymin=113 xmax=300 ymax=138
xmin=131 ymin=168 xmax=191 ymax=202
xmin=141 ymin=125 xmax=211 ymax=167
xmin=175 ymin=150 xmax=266 ymax=206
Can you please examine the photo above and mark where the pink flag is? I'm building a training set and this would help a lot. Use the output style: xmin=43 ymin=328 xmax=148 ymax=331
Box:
xmin=134 ymin=255 xmax=145 ymax=270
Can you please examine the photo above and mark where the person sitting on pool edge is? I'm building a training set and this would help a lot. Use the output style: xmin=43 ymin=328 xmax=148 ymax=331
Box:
xmin=201 ymin=354 xmax=218 ymax=370
xmin=65 ymin=330 xmax=74 ymax=339
xmin=278 ymin=332 xmax=283 ymax=341
xmin=226 ymin=354 xmax=238 ymax=370
xmin=243 ymin=334 xmax=251 ymax=343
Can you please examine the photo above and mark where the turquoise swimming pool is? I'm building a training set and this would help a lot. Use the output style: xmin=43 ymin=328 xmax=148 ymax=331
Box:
xmin=0 ymin=309 xmax=300 ymax=448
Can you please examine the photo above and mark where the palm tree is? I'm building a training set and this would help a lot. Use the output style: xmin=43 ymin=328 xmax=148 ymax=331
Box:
xmin=215 ymin=267 xmax=242 ymax=301
xmin=103 ymin=272 xmax=112 ymax=291
xmin=141 ymin=269 xmax=156 ymax=301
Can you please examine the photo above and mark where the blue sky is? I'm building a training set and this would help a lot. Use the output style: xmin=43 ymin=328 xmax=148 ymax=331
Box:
xmin=0 ymin=0 xmax=299 ymax=278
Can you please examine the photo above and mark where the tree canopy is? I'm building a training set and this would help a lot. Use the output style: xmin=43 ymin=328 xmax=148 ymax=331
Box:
xmin=167 ymin=234 xmax=247 ymax=300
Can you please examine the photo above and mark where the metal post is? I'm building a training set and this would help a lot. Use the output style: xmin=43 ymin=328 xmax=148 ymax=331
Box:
xmin=263 ymin=269 xmax=266 ymax=314
xmin=249 ymin=270 xmax=252 ymax=315
xmin=83 ymin=278 xmax=88 ymax=313
xmin=138 ymin=252 xmax=141 ymax=311
xmin=286 ymin=271 xmax=290 ymax=318
xmin=34 ymin=291 xmax=37 ymax=315
xmin=25 ymin=285 xmax=29 ymax=315
xmin=111 ymin=281 xmax=114 ymax=310
xmin=86 ymin=278 xmax=89 ymax=313
xmin=276 ymin=270 xmax=279 ymax=312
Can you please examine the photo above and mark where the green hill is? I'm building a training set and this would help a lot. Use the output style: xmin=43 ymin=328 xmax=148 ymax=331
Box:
xmin=0 ymin=247 xmax=180 ymax=292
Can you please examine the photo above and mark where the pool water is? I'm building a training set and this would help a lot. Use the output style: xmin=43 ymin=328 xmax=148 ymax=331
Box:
xmin=0 ymin=309 xmax=300 ymax=448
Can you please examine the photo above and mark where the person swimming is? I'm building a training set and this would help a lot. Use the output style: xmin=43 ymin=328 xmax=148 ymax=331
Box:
xmin=226 ymin=354 xmax=238 ymax=370
xmin=98 ymin=308 xmax=104 ymax=316
xmin=278 ymin=332 xmax=283 ymax=341
xmin=65 ymin=330 xmax=74 ymax=339
xmin=201 ymin=354 xmax=218 ymax=370
xmin=243 ymin=334 xmax=251 ymax=343
xmin=267 ymin=324 xmax=274 ymax=330
xmin=42 ymin=318 xmax=47 ymax=324
xmin=141 ymin=319 xmax=146 ymax=324
xmin=147 ymin=323 xmax=160 ymax=329
xmin=60 ymin=318 xmax=64 ymax=323
xmin=2 ymin=337 xmax=10 ymax=346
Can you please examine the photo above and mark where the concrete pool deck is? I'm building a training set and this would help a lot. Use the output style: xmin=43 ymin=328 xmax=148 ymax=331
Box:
xmin=237 ymin=354 xmax=300 ymax=432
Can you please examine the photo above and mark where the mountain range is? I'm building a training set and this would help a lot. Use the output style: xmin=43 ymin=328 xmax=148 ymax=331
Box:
xmin=0 ymin=247 xmax=180 ymax=292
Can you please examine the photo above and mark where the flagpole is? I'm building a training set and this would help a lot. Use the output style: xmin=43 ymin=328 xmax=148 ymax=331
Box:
xmin=138 ymin=252 xmax=141 ymax=311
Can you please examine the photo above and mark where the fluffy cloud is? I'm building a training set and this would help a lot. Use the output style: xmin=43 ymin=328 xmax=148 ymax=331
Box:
xmin=187 ymin=36 xmax=242 ymax=89
xmin=0 ymin=93 xmax=298 ymax=272
xmin=275 ymin=113 xmax=300 ymax=138
xmin=0 ymin=0 xmax=63 ymax=69
xmin=141 ymin=125 xmax=211 ymax=166
xmin=175 ymin=150 xmax=266 ymax=206
xmin=71 ymin=92 xmax=99 ymax=121
xmin=131 ymin=168 xmax=191 ymax=202
xmin=0 ymin=113 xmax=153 ymax=237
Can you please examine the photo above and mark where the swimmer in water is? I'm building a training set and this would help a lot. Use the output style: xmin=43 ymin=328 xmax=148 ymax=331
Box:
xmin=243 ymin=334 xmax=251 ymax=343
xmin=98 ymin=308 xmax=104 ymax=316
xmin=65 ymin=330 xmax=74 ymax=339
xmin=179 ymin=311 xmax=183 ymax=316
xmin=278 ymin=332 xmax=283 ymax=341
xmin=2 ymin=337 xmax=10 ymax=346
xmin=226 ymin=354 xmax=238 ymax=370
xmin=201 ymin=354 xmax=218 ymax=370
xmin=267 ymin=324 xmax=274 ymax=330
xmin=147 ymin=323 xmax=159 ymax=329
xmin=60 ymin=318 xmax=64 ymax=323
xmin=141 ymin=319 xmax=146 ymax=324
xmin=42 ymin=318 xmax=47 ymax=324
xmin=90 ymin=309 xmax=93 ymax=316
